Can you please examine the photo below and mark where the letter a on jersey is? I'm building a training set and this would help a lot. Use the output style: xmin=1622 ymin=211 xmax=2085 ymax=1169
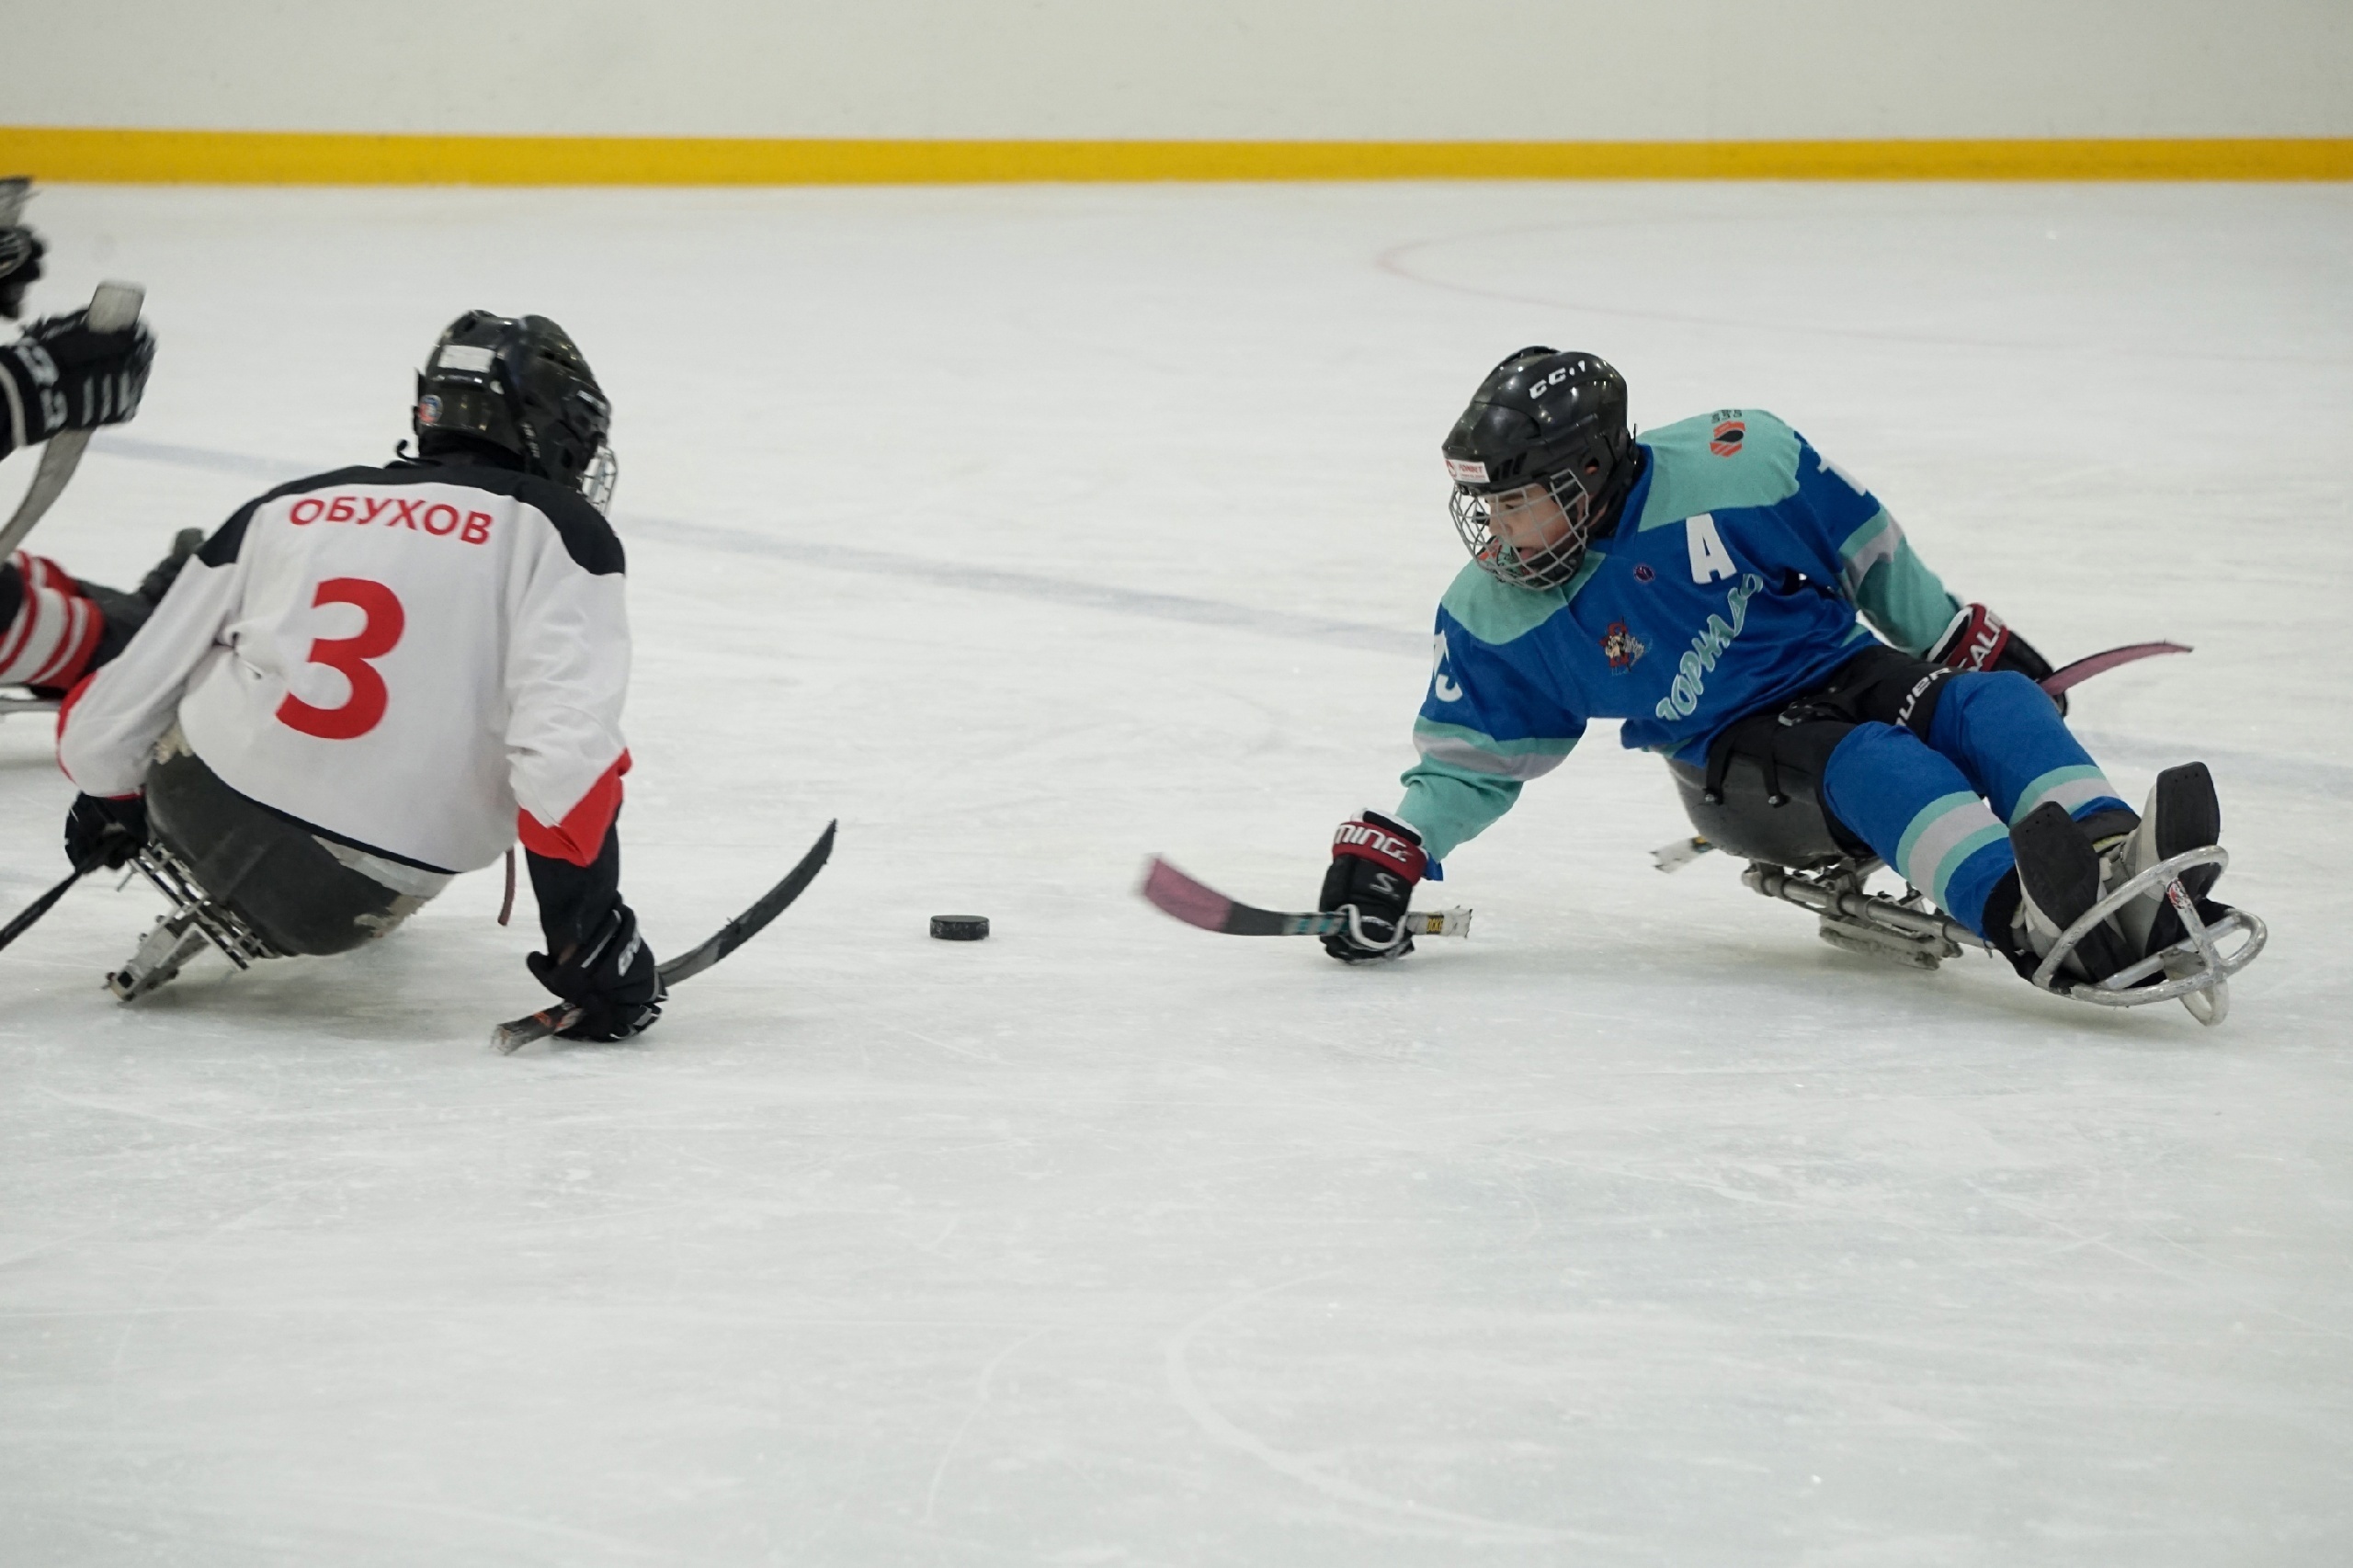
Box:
xmin=1685 ymin=513 xmax=1737 ymax=585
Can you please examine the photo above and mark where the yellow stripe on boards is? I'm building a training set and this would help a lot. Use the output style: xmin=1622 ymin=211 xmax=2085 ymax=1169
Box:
xmin=3 ymin=128 xmax=2349 ymax=185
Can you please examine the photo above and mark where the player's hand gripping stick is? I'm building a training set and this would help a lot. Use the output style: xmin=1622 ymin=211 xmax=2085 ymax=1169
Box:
xmin=1139 ymin=857 xmax=1471 ymax=941
xmin=492 ymin=818 xmax=835 ymax=1053
xmin=1318 ymin=812 xmax=1428 ymax=962
xmin=525 ymin=903 xmax=664 ymax=1042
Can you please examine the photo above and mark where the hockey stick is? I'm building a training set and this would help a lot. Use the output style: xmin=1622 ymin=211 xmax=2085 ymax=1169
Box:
xmin=0 ymin=862 xmax=94 ymax=955
xmin=2038 ymin=640 xmax=2188 ymax=698
xmin=1650 ymin=639 xmax=2197 ymax=872
xmin=0 ymin=280 xmax=146 ymax=562
xmin=1140 ymin=855 xmax=1472 ymax=939
xmin=490 ymin=817 xmax=837 ymax=1053
xmin=0 ymin=830 xmax=129 ymax=956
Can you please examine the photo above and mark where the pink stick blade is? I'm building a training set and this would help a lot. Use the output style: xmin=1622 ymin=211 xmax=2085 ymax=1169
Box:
xmin=1141 ymin=857 xmax=1237 ymax=933
xmin=2040 ymin=641 xmax=2190 ymax=698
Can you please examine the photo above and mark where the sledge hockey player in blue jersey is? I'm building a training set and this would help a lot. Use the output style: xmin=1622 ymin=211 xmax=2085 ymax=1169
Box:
xmin=1316 ymin=347 xmax=2260 ymax=1019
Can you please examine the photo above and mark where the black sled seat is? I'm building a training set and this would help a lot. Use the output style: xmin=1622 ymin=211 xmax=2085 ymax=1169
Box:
xmin=1665 ymin=684 xmax=1984 ymax=974
xmin=145 ymin=731 xmax=444 ymax=958
xmin=1667 ymin=752 xmax=1859 ymax=870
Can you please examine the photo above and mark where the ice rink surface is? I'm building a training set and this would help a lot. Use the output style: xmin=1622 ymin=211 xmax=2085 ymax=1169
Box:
xmin=2 ymin=180 xmax=2348 ymax=1564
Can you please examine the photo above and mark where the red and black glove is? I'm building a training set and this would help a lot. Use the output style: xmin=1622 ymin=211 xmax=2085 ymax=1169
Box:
xmin=1317 ymin=810 xmax=1427 ymax=963
xmin=1928 ymin=603 xmax=2066 ymax=714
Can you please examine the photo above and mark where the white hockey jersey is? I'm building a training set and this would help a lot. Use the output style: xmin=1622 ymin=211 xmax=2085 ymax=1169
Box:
xmin=59 ymin=460 xmax=631 ymax=873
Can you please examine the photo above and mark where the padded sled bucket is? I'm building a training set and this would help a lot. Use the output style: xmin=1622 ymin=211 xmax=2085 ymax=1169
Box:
xmin=1668 ymin=752 xmax=1866 ymax=870
xmin=145 ymin=733 xmax=434 ymax=957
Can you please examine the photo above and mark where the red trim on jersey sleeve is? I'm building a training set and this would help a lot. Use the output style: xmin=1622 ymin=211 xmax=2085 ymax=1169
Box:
xmin=517 ymin=750 xmax=631 ymax=867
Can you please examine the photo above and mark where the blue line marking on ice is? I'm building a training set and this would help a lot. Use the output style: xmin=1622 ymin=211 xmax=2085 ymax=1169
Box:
xmin=91 ymin=432 xmax=1429 ymax=658
xmin=85 ymin=433 xmax=2353 ymax=798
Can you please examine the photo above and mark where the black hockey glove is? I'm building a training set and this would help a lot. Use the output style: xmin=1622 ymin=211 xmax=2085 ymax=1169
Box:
xmin=527 ymin=903 xmax=665 ymax=1042
xmin=0 ymin=226 xmax=41 ymax=320
xmin=1 ymin=309 xmax=154 ymax=452
xmin=63 ymin=791 xmax=147 ymax=871
xmin=1929 ymin=602 xmax=2066 ymax=715
xmin=1318 ymin=810 xmax=1427 ymax=963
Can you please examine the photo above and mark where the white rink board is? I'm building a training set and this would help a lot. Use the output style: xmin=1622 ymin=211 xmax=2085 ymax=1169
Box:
xmin=15 ymin=0 xmax=2350 ymax=140
xmin=1 ymin=183 xmax=2349 ymax=1565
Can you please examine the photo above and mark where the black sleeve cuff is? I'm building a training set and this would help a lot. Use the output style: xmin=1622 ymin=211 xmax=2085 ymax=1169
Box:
xmin=528 ymin=816 xmax=622 ymax=955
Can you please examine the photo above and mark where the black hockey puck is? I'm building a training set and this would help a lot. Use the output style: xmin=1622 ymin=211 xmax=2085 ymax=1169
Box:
xmin=929 ymin=915 xmax=990 ymax=941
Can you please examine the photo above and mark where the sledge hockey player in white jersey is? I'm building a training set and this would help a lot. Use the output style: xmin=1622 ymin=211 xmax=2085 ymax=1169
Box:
xmin=53 ymin=311 xmax=665 ymax=1040
xmin=1315 ymin=347 xmax=2259 ymax=1018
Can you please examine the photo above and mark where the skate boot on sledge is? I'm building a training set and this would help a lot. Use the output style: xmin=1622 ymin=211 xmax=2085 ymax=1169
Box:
xmin=1996 ymin=767 xmax=2263 ymax=1026
xmin=1677 ymin=741 xmax=2262 ymax=1022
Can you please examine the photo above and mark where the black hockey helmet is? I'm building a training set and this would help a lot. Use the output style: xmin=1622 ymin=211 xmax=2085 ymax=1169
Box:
xmin=414 ymin=311 xmax=617 ymax=512
xmin=1441 ymin=347 xmax=1635 ymax=589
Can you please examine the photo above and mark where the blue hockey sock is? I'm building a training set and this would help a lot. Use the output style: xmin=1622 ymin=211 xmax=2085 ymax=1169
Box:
xmin=1927 ymin=671 xmax=2131 ymax=827
xmin=1822 ymin=722 xmax=2017 ymax=937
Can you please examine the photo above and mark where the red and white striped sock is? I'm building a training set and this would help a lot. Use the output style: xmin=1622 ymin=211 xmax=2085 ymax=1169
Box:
xmin=0 ymin=552 xmax=106 ymax=691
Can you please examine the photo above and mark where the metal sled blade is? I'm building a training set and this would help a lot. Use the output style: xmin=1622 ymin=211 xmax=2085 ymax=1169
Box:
xmin=1139 ymin=857 xmax=1471 ymax=938
xmin=2029 ymin=845 xmax=2264 ymax=1025
xmin=1742 ymin=861 xmax=1979 ymax=971
xmin=106 ymin=915 xmax=212 ymax=1002
xmin=106 ymin=846 xmax=282 ymax=1002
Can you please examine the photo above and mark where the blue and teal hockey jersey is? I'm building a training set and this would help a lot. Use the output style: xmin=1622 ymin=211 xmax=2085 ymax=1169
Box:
xmin=1398 ymin=409 xmax=1964 ymax=859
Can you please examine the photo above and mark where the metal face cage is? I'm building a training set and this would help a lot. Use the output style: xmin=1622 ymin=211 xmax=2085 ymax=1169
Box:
xmin=1449 ymin=470 xmax=1600 ymax=591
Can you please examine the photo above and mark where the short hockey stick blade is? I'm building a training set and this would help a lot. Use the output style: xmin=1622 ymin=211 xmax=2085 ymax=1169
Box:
xmin=2040 ymin=641 xmax=2189 ymax=699
xmin=0 ymin=280 xmax=146 ymax=561
xmin=1139 ymin=856 xmax=1471 ymax=938
xmin=1651 ymin=835 xmax=1714 ymax=873
xmin=490 ymin=818 xmax=837 ymax=1054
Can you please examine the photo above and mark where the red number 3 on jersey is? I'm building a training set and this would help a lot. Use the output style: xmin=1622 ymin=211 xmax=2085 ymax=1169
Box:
xmin=276 ymin=577 xmax=406 ymax=741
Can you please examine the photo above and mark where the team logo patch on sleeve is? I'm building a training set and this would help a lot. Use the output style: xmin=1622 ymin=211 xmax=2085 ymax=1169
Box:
xmin=1602 ymin=620 xmax=1647 ymax=672
xmin=1632 ymin=562 xmax=1656 ymax=583
xmin=1709 ymin=418 xmax=1746 ymax=457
